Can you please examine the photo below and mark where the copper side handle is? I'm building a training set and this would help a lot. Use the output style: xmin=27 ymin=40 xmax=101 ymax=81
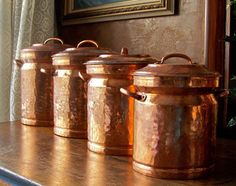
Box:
xmin=77 ymin=40 xmax=99 ymax=48
xmin=78 ymin=71 xmax=90 ymax=81
xmin=14 ymin=59 xmax=23 ymax=67
xmin=214 ymin=89 xmax=229 ymax=98
xmin=40 ymin=68 xmax=56 ymax=75
xmin=161 ymin=53 xmax=193 ymax=64
xmin=120 ymin=88 xmax=146 ymax=102
xmin=43 ymin=38 xmax=64 ymax=45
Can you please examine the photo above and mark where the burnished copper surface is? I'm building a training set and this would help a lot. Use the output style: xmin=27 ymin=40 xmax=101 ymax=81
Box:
xmin=87 ymin=75 xmax=134 ymax=155
xmin=0 ymin=121 xmax=236 ymax=185
xmin=133 ymin=92 xmax=217 ymax=179
xmin=18 ymin=38 xmax=71 ymax=127
xmin=52 ymin=40 xmax=114 ymax=138
xmin=53 ymin=69 xmax=87 ymax=138
xmin=121 ymin=53 xmax=221 ymax=179
xmin=133 ymin=53 xmax=220 ymax=88
xmin=21 ymin=63 xmax=53 ymax=126
xmin=85 ymin=50 xmax=156 ymax=155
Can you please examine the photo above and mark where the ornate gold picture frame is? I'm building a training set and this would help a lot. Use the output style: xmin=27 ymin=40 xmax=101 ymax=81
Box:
xmin=63 ymin=0 xmax=175 ymax=25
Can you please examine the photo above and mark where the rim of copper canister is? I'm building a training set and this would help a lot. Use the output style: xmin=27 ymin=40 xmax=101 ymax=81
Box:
xmin=20 ymin=38 xmax=72 ymax=62
xmin=52 ymin=40 xmax=115 ymax=66
xmin=133 ymin=53 xmax=220 ymax=78
xmin=132 ymin=53 xmax=221 ymax=88
xmin=84 ymin=48 xmax=157 ymax=65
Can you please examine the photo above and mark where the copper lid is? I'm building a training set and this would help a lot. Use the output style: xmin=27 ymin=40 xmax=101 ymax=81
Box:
xmin=52 ymin=40 xmax=114 ymax=66
xmin=85 ymin=48 xmax=157 ymax=65
xmin=133 ymin=53 xmax=221 ymax=88
xmin=20 ymin=38 xmax=72 ymax=62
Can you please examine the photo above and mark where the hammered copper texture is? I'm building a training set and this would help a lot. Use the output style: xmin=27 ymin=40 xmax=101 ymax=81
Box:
xmin=132 ymin=92 xmax=217 ymax=179
xmin=21 ymin=63 xmax=53 ymax=126
xmin=86 ymin=62 xmax=151 ymax=156
xmin=53 ymin=70 xmax=87 ymax=138
xmin=87 ymin=78 xmax=134 ymax=155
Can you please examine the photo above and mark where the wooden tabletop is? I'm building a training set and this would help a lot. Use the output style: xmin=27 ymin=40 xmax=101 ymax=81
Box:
xmin=0 ymin=121 xmax=235 ymax=186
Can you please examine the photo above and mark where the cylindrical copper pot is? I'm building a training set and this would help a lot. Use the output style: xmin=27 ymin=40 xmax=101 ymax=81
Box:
xmin=121 ymin=53 xmax=223 ymax=179
xmin=51 ymin=40 xmax=114 ymax=138
xmin=85 ymin=49 xmax=156 ymax=155
xmin=16 ymin=38 xmax=71 ymax=126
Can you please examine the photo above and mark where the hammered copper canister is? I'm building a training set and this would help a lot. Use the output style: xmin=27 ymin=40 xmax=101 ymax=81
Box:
xmin=16 ymin=38 xmax=71 ymax=126
xmin=51 ymin=40 xmax=114 ymax=138
xmin=120 ymin=53 xmax=224 ymax=179
xmin=85 ymin=49 xmax=156 ymax=155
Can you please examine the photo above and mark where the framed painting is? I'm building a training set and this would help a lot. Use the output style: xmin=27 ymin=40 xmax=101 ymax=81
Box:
xmin=62 ymin=0 xmax=175 ymax=25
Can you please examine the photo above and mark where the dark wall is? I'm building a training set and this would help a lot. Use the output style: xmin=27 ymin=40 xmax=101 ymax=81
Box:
xmin=57 ymin=0 xmax=205 ymax=64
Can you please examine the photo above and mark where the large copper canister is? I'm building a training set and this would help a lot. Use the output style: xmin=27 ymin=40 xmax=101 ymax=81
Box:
xmin=85 ymin=49 xmax=156 ymax=155
xmin=51 ymin=40 xmax=114 ymax=138
xmin=121 ymin=53 xmax=223 ymax=179
xmin=16 ymin=38 xmax=71 ymax=126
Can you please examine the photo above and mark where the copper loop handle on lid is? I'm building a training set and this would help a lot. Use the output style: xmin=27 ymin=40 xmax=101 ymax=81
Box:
xmin=160 ymin=53 xmax=193 ymax=64
xmin=77 ymin=40 xmax=99 ymax=48
xmin=153 ymin=58 xmax=161 ymax=64
xmin=14 ymin=59 xmax=23 ymax=67
xmin=121 ymin=48 xmax=128 ymax=55
xmin=43 ymin=38 xmax=64 ymax=45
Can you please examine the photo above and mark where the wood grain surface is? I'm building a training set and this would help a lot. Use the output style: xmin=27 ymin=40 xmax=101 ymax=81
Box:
xmin=0 ymin=121 xmax=235 ymax=186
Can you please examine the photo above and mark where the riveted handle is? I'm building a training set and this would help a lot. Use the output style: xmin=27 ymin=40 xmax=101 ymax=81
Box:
xmin=161 ymin=53 xmax=193 ymax=64
xmin=78 ymin=71 xmax=90 ymax=81
xmin=120 ymin=88 xmax=146 ymax=102
xmin=121 ymin=48 xmax=128 ymax=55
xmin=40 ymin=68 xmax=56 ymax=75
xmin=43 ymin=38 xmax=64 ymax=45
xmin=77 ymin=40 xmax=98 ymax=48
xmin=214 ymin=89 xmax=229 ymax=98
xmin=14 ymin=59 xmax=23 ymax=67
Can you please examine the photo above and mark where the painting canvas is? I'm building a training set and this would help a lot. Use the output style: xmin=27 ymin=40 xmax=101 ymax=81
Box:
xmin=63 ymin=0 xmax=175 ymax=25
xmin=74 ymin=0 xmax=127 ymax=9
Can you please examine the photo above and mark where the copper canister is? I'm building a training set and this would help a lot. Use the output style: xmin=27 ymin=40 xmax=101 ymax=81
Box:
xmin=85 ymin=49 xmax=156 ymax=155
xmin=52 ymin=40 xmax=114 ymax=138
xmin=121 ymin=53 xmax=223 ymax=179
xmin=16 ymin=38 xmax=71 ymax=126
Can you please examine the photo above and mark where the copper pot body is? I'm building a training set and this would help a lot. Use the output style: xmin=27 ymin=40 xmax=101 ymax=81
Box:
xmin=87 ymin=64 xmax=148 ymax=155
xmin=18 ymin=38 xmax=71 ymax=126
xmin=124 ymin=53 xmax=221 ymax=179
xmin=20 ymin=62 xmax=53 ymax=126
xmin=53 ymin=67 xmax=87 ymax=138
xmin=132 ymin=87 xmax=217 ymax=179
xmin=51 ymin=40 xmax=114 ymax=138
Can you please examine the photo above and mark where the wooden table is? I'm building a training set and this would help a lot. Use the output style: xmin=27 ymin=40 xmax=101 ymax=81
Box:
xmin=0 ymin=121 xmax=235 ymax=186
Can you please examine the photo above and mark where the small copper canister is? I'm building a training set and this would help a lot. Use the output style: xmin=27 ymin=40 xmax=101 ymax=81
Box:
xmin=16 ymin=38 xmax=71 ymax=126
xmin=121 ymin=53 xmax=223 ymax=179
xmin=85 ymin=49 xmax=156 ymax=155
xmin=51 ymin=40 xmax=114 ymax=138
